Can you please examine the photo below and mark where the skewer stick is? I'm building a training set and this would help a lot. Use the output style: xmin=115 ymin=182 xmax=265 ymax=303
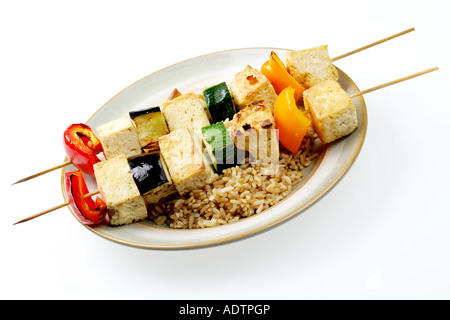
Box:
xmin=349 ymin=67 xmax=438 ymax=99
xmin=12 ymin=70 xmax=440 ymax=226
xmin=13 ymin=190 xmax=100 ymax=225
xmin=331 ymin=28 xmax=415 ymax=62
xmin=11 ymin=160 xmax=72 ymax=185
xmin=11 ymin=29 xmax=415 ymax=186
xmin=12 ymin=148 xmax=102 ymax=185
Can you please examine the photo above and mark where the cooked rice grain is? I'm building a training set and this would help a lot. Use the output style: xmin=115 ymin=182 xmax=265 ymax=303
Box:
xmin=147 ymin=137 xmax=319 ymax=229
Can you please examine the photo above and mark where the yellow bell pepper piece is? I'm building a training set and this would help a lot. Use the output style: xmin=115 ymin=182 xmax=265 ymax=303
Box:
xmin=261 ymin=51 xmax=305 ymax=102
xmin=274 ymin=86 xmax=311 ymax=153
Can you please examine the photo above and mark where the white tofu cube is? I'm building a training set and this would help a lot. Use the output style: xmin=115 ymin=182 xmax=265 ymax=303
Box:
xmin=158 ymin=128 xmax=215 ymax=195
xmin=228 ymin=65 xmax=278 ymax=112
xmin=285 ymin=45 xmax=338 ymax=88
xmin=161 ymin=92 xmax=210 ymax=131
xmin=96 ymin=115 xmax=143 ymax=159
xmin=228 ymin=102 xmax=279 ymax=167
xmin=303 ymin=80 xmax=358 ymax=144
xmin=93 ymin=155 xmax=147 ymax=226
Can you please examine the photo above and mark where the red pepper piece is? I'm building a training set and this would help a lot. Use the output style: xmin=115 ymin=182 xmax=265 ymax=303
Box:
xmin=64 ymin=170 xmax=107 ymax=226
xmin=63 ymin=123 xmax=102 ymax=176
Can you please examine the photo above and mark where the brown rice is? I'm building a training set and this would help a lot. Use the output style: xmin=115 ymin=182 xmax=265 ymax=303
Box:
xmin=147 ymin=135 xmax=320 ymax=229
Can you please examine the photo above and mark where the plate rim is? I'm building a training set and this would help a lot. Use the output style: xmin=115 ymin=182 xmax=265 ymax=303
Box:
xmin=60 ymin=47 xmax=368 ymax=250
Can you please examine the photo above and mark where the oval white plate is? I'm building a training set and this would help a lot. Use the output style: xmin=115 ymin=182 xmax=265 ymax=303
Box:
xmin=61 ymin=48 xmax=367 ymax=249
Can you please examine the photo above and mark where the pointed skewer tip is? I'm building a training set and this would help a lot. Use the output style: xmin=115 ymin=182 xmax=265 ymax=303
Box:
xmin=13 ymin=191 xmax=99 ymax=226
xmin=10 ymin=160 xmax=72 ymax=186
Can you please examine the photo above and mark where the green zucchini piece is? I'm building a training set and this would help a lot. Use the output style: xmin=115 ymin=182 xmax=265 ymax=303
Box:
xmin=201 ymin=122 xmax=237 ymax=174
xmin=203 ymin=82 xmax=236 ymax=123
xmin=129 ymin=106 xmax=169 ymax=152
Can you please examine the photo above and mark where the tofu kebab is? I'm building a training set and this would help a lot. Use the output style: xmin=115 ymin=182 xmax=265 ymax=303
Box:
xmin=12 ymin=28 xmax=415 ymax=185
xmin=70 ymin=52 xmax=438 ymax=227
xmin=14 ymin=28 xmax=438 ymax=226
xmin=63 ymin=61 xmax=438 ymax=228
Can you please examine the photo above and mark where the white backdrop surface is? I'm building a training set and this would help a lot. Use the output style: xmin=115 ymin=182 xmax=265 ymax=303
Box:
xmin=1 ymin=0 xmax=449 ymax=300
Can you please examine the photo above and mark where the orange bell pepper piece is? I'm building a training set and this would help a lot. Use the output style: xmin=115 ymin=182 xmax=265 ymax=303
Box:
xmin=261 ymin=51 xmax=305 ymax=102
xmin=274 ymin=86 xmax=311 ymax=153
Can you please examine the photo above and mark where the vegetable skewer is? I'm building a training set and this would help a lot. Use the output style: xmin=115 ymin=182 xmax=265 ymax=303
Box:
xmin=11 ymin=28 xmax=415 ymax=185
xmin=13 ymin=67 xmax=438 ymax=226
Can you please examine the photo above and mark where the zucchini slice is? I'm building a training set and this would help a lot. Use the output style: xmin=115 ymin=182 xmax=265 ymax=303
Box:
xmin=201 ymin=122 xmax=237 ymax=174
xmin=203 ymin=82 xmax=236 ymax=123
xmin=129 ymin=106 xmax=169 ymax=153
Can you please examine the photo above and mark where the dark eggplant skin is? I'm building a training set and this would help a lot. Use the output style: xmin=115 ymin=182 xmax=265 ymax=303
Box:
xmin=128 ymin=153 xmax=169 ymax=195
xmin=129 ymin=106 xmax=161 ymax=119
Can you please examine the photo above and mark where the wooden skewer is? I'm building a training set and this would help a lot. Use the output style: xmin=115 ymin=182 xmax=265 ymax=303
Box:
xmin=11 ymin=160 xmax=72 ymax=185
xmin=349 ymin=67 xmax=439 ymax=99
xmin=10 ymin=28 xmax=415 ymax=186
xmin=13 ymin=190 xmax=100 ymax=225
xmin=332 ymin=27 xmax=415 ymax=62
xmin=12 ymin=67 xmax=439 ymax=226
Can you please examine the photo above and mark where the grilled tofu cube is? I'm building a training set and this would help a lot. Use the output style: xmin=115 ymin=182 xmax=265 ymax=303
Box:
xmin=96 ymin=115 xmax=143 ymax=159
xmin=93 ymin=155 xmax=147 ymax=226
xmin=229 ymin=65 xmax=277 ymax=112
xmin=161 ymin=92 xmax=211 ymax=131
xmin=228 ymin=102 xmax=279 ymax=167
xmin=303 ymin=80 xmax=358 ymax=144
xmin=128 ymin=152 xmax=177 ymax=205
xmin=129 ymin=106 xmax=169 ymax=153
xmin=285 ymin=45 xmax=338 ymax=88
xmin=158 ymin=128 xmax=215 ymax=195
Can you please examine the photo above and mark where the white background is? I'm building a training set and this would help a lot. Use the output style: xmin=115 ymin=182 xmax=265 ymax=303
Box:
xmin=1 ymin=0 xmax=449 ymax=300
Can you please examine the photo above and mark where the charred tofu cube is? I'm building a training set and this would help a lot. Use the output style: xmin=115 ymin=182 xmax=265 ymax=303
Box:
xmin=93 ymin=155 xmax=147 ymax=226
xmin=96 ymin=115 xmax=143 ymax=159
xmin=158 ymin=128 xmax=215 ymax=195
xmin=285 ymin=45 xmax=338 ymax=88
xmin=229 ymin=65 xmax=277 ymax=112
xmin=128 ymin=152 xmax=177 ymax=205
xmin=161 ymin=92 xmax=211 ymax=131
xmin=129 ymin=106 xmax=169 ymax=153
xmin=228 ymin=102 xmax=279 ymax=167
xmin=303 ymin=80 xmax=358 ymax=144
